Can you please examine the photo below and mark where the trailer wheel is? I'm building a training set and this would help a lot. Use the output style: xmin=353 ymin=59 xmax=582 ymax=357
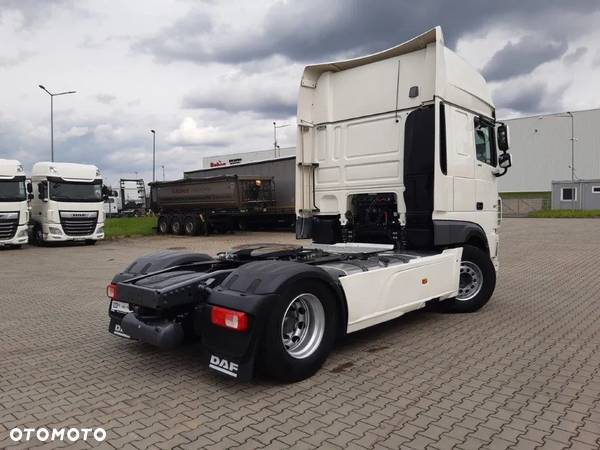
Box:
xmin=184 ymin=217 xmax=198 ymax=236
xmin=258 ymin=281 xmax=338 ymax=382
xmin=158 ymin=216 xmax=170 ymax=234
xmin=438 ymin=245 xmax=496 ymax=313
xmin=170 ymin=217 xmax=184 ymax=235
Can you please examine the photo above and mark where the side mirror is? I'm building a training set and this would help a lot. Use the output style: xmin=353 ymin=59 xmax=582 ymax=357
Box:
xmin=27 ymin=182 xmax=33 ymax=194
xmin=28 ymin=193 xmax=34 ymax=201
xmin=37 ymin=181 xmax=48 ymax=201
xmin=497 ymin=124 xmax=510 ymax=152
xmin=499 ymin=152 xmax=512 ymax=169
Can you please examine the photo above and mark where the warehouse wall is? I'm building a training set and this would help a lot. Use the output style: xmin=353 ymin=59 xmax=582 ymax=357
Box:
xmin=185 ymin=157 xmax=295 ymax=209
xmin=499 ymin=108 xmax=600 ymax=193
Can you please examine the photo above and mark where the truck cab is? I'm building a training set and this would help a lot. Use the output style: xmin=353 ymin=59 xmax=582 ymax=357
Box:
xmin=104 ymin=27 xmax=512 ymax=382
xmin=0 ymin=159 xmax=30 ymax=248
xmin=295 ymin=27 xmax=511 ymax=269
xmin=30 ymin=162 xmax=105 ymax=245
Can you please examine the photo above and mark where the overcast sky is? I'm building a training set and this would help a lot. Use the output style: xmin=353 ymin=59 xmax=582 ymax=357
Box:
xmin=1 ymin=0 xmax=599 ymax=186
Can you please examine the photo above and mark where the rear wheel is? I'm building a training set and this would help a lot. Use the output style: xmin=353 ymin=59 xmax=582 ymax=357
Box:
xmin=438 ymin=245 xmax=496 ymax=313
xmin=183 ymin=216 xmax=198 ymax=236
xmin=158 ymin=216 xmax=170 ymax=234
xmin=258 ymin=281 xmax=338 ymax=382
xmin=170 ymin=217 xmax=183 ymax=235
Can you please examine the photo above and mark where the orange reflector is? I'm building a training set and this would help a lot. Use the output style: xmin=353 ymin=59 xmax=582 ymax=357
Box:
xmin=211 ymin=306 xmax=248 ymax=332
xmin=421 ymin=278 xmax=428 ymax=285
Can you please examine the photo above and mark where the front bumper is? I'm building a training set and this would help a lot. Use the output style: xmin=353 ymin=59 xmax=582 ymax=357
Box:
xmin=0 ymin=224 xmax=29 ymax=246
xmin=43 ymin=223 xmax=104 ymax=242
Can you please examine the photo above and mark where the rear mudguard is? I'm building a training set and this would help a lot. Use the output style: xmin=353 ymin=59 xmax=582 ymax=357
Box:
xmin=197 ymin=260 xmax=345 ymax=381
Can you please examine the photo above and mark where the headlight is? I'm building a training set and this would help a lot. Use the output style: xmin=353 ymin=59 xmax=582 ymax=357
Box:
xmin=96 ymin=226 xmax=104 ymax=234
xmin=49 ymin=226 xmax=63 ymax=235
xmin=18 ymin=229 xmax=28 ymax=238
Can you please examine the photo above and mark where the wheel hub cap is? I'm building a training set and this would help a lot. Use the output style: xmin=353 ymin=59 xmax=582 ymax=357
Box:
xmin=281 ymin=293 xmax=325 ymax=359
xmin=457 ymin=261 xmax=483 ymax=301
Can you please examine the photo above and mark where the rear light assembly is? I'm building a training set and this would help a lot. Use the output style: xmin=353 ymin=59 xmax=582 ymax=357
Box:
xmin=106 ymin=283 xmax=118 ymax=300
xmin=211 ymin=306 xmax=248 ymax=332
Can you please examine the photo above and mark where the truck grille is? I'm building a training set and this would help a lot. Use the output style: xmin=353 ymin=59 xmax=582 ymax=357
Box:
xmin=59 ymin=211 xmax=98 ymax=236
xmin=0 ymin=212 xmax=19 ymax=240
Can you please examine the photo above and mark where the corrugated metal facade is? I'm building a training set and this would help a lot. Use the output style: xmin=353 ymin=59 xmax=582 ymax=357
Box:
xmin=499 ymin=108 xmax=600 ymax=193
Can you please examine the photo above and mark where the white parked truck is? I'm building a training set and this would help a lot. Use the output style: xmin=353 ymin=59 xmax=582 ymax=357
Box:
xmin=30 ymin=162 xmax=105 ymax=245
xmin=105 ymin=27 xmax=512 ymax=381
xmin=0 ymin=159 xmax=30 ymax=248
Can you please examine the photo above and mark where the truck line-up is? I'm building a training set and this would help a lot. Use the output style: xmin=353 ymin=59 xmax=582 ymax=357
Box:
xmin=0 ymin=161 xmax=105 ymax=248
xmin=105 ymin=27 xmax=513 ymax=382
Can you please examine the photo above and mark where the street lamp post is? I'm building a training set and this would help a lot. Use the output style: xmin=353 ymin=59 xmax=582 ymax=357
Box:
xmin=161 ymin=165 xmax=165 ymax=181
xmin=273 ymin=122 xmax=290 ymax=158
xmin=38 ymin=85 xmax=77 ymax=162
xmin=150 ymin=130 xmax=156 ymax=183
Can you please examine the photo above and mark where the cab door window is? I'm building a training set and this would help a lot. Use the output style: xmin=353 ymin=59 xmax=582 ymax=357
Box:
xmin=474 ymin=119 xmax=497 ymax=166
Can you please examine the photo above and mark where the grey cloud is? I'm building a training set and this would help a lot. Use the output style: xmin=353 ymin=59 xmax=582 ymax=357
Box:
xmin=0 ymin=0 xmax=75 ymax=28
xmin=183 ymin=91 xmax=296 ymax=118
xmin=493 ymin=81 xmax=566 ymax=115
xmin=134 ymin=0 xmax=600 ymax=65
xmin=0 ymin=50 xmax=35 ymax=67
xmin=482 ymin=36 xmax=568 ymax=81
xmin=95 ymin=93 xmax=116 ymax=105
xmin=563 ymin=47 xmax=588 ymax=65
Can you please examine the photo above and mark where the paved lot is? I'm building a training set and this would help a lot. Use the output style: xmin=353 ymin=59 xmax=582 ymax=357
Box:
xmin=1 ymin=219 xmax=600 ymax=449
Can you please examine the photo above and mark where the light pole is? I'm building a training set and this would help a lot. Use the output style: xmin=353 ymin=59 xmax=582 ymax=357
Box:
xmin=161 ymin=165 xmax=165 ymax=181
xmin=273 ymin=122 xmax=290 ymax=158
xmin=537 ymin=112 xmax=576 ymax=211
xmin=150 ymin=129 xmax=156 ymax=183
xmin=38 ymin=85 xmax=77 ymax=162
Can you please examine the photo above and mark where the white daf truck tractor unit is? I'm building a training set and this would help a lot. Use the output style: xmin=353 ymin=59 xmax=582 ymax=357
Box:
xmin=30 ymin=162 xmax=105 ymax=245
xmin=0 ymin=159 xmax=31 ymax=248
xmin=105 ymin=27 xmax=512 ymax=381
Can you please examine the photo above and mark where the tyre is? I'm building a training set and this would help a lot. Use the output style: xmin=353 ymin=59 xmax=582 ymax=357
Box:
xmin=158 ymin=216 xmax=170 ymax=234
xmin=183 ymin=216 xmax=198 ymax=236
xmin=258 ymin=281 xmax=338 ymax=382
xmin=438 ymin=245 xmax=496 ymax=313
xmin=32 ymin=224 xmax=45 ymax=246
xmin=170 ymin=217 xmax=183 ymax=235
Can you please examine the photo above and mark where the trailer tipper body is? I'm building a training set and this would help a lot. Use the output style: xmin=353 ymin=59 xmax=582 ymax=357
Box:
xmin=106 ymin=27 xmax=512 ymax=381
xmin=150 ymin=175 xmax=278 ymax=234
xmin=0 ymin=159 xmax=30 ymax=248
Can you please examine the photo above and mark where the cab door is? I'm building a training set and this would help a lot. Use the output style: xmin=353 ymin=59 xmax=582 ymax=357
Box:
xmin=473 ymin=118 xmax=498 ymax=214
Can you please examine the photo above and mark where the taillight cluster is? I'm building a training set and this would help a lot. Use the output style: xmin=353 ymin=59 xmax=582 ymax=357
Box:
xmin=106 ymin=283 xmax=118 ymax=300
xmin=210 ymin=306 xmax=248 ymax=332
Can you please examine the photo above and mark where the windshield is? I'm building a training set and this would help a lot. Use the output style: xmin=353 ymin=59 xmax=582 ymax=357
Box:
xmin=50 ymin=181 xmax=102 ymax=202
xmin=0 ymin=179 xmax=26 ymax=202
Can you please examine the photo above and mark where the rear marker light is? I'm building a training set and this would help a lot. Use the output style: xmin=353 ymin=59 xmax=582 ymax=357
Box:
xmin=106 ymin=283 xmax=118 ymax=300
xmin=211 ymin=306 xmax=248 ymax=332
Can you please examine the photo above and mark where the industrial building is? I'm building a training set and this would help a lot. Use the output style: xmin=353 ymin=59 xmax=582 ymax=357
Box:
xmin=202 ymin=147 xmax=295 ymax=169
xmin=551 ymin=179 xmax=600 ymax=210
xmin=499 ymin=108 xmax=600 ymax=194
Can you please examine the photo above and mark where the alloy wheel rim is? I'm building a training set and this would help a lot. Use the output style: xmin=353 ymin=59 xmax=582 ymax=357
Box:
xmin=457 ymin=261 xmax=483 ymax=301
xmin=281 ymin=293 xmax=325 ymax=359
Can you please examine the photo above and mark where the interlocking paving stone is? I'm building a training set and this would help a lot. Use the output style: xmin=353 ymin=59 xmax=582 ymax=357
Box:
xmin=2 ymin=219 xmax=600 ymax=449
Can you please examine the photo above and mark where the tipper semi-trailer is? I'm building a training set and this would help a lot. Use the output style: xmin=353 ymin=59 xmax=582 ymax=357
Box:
xmin=30 ymin=162 xmax=105 ymax=245
xmin=0 ymin=159 xmax=31 ymax=248
xmin=150 ymin=175 xmax=278 ymax=234
xmin=105 ymin=27 xmax=512 ymax=381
